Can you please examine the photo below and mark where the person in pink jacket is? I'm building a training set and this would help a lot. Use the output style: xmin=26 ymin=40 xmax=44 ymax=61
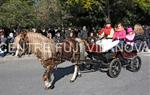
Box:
xmin=126 ymin=27 xmax=135 ymax=46
xmin=113 ymin=23 xmax=126 ymax=40
xmin=113 ymin=23 xmax=126 ymax=47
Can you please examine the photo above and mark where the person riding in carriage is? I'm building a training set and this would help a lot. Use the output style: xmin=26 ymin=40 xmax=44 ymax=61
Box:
xmin=134 ymin=24 xmax=146 ymax=52
xmin=96 ymin=21 xmax=119 ymax=52
xmin=124 ymin=27 xmax=136 ymax=51
xmin=113 ymin=23 xmax=126 ymax=48
xmin=126 ymin=27 xmax=135 ymax=46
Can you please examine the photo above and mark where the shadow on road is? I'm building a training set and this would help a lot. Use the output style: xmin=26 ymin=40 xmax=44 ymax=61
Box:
xmin=52 ymin=65 xmax=74 ymax=87
xmin=51 ymin=64 xmax=107 ymax=88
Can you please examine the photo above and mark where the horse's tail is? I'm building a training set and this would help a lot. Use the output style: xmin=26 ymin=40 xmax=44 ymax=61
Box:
xmin=75 ymin=38 xmax=88 ymax=61
xmin=75 ymin=38 xmax=89 ymax=49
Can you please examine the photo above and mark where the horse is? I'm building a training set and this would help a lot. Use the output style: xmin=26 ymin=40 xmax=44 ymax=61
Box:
xmin=13 ymin=31 xmax=81 ymax=89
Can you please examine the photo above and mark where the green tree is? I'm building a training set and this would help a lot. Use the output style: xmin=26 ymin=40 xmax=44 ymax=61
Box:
xmin=66 ymin=0 xmax=105 ymax=10
xmin=65 ymin=0 xmax=150 ymax=26
xmin=135 ymin=0 xmax=150 ymax=14
xmin=0 ymin=0 xmax=36 ymax=28
xmin=0 ymin=0 xmax=150 ymax=29
xmin=35 ymin=0 xmax=65 ymax=28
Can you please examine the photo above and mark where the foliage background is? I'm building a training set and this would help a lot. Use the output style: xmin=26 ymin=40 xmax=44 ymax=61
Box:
xmin=0 ymin=0 xmax=150 ymax=29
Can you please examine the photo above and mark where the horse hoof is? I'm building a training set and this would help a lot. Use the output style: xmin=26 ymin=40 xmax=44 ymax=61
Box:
xmin=70 ymin=80 xmax=75 ymax=83
xmin=44 ymin=81 xmax=52 ymax=90
xmin=44 ymin=85 xmax=54 ymax=90
xmin=49 ymin=85 xmax=55 ymax=89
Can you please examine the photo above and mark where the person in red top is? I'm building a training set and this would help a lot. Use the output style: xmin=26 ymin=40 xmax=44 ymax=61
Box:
xmin=98 ymin=22 xmax=114 ymax=39
xmin=96 ymin=22 xmax=119 ymax=52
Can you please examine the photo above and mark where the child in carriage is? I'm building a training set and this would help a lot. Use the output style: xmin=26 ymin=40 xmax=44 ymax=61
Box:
xmin=125 ymin=27 xmax=135 ymax=48
xmin=113 ymin=23 xmax=126 ymax=47
xmin=126 ymin=27 xmax=135 ymax=45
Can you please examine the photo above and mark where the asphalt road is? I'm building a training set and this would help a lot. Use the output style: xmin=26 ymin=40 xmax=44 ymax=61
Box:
xmin=0 ymin=54 xmax=150 ymax=95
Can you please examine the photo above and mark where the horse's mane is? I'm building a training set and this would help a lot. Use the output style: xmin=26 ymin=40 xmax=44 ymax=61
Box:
xmin=15 ymin=32 xmax=56 ymax=61
xmin=26 ymin=32 xmax=53 ymax=43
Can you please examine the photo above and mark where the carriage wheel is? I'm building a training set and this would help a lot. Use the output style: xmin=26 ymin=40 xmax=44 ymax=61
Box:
xmin=107 ymin=59 xmax=121 ymax=78
xmin=85 ymin=63 xmax=93 ymax=70
xmin=127 ymin=56 xmax=141 ymax=72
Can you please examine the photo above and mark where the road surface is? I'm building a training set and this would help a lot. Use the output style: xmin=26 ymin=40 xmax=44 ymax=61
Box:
xmin=0 ymin=54 xmax=150 ymax=95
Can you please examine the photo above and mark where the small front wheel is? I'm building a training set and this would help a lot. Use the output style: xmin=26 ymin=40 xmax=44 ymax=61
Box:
xmin=107 ymin=59 xmax=121 ymax=78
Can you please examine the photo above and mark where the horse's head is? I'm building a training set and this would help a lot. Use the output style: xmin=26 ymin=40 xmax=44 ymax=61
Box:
xmin=14 ymin=32 xmax=29 ymax=57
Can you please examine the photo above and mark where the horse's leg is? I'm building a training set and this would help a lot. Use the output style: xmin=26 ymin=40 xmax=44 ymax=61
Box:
xmin=43 ymin=64 xmax=54 ymax=89
xmin=77 ymin=64 xmax=81 ymax=77
xmin=15 ymin=50 xmax=19 ymax=56
xmin=70 ymin=54 xmax=81 ymax=82
xmin=70 ymin=64 xmax=78 ymax=82
xmin=15 ymin=45 xmax=20 ymax=56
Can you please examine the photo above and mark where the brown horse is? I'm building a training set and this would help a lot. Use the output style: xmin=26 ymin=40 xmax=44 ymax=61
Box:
xmin=13 ymin=32 xmax=81 ymax=89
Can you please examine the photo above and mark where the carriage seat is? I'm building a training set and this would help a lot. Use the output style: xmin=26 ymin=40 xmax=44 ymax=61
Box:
xmin=95 ymin=39 xmax=120 ymax=52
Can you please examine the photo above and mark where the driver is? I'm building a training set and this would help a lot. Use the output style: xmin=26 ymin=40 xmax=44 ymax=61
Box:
xmin=96 ymin=21 xmax=119 ymax=52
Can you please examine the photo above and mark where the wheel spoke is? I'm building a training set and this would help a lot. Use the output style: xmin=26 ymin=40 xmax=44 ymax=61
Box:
xmin=112 ymin=67 xmax=120 ymax=75
xmin=113 ymin=62 xmax=118 ymax=67
xmin=128 ymin=56 xmax=141 ymax=72
xmin=108 ymin=59 xmax=121 ymax=78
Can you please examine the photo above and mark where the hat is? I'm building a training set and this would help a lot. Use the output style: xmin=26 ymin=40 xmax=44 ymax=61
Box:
xmin=127 ymin=27 xmax=133 ymax=33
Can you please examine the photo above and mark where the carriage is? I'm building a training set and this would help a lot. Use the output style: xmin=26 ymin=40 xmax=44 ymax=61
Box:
xmin=80 ymin=42 xmax=142 ymax=78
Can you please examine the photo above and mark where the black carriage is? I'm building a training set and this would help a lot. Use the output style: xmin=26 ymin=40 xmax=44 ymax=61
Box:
xmin=80 ymin=43 xmax=141 ymax=78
